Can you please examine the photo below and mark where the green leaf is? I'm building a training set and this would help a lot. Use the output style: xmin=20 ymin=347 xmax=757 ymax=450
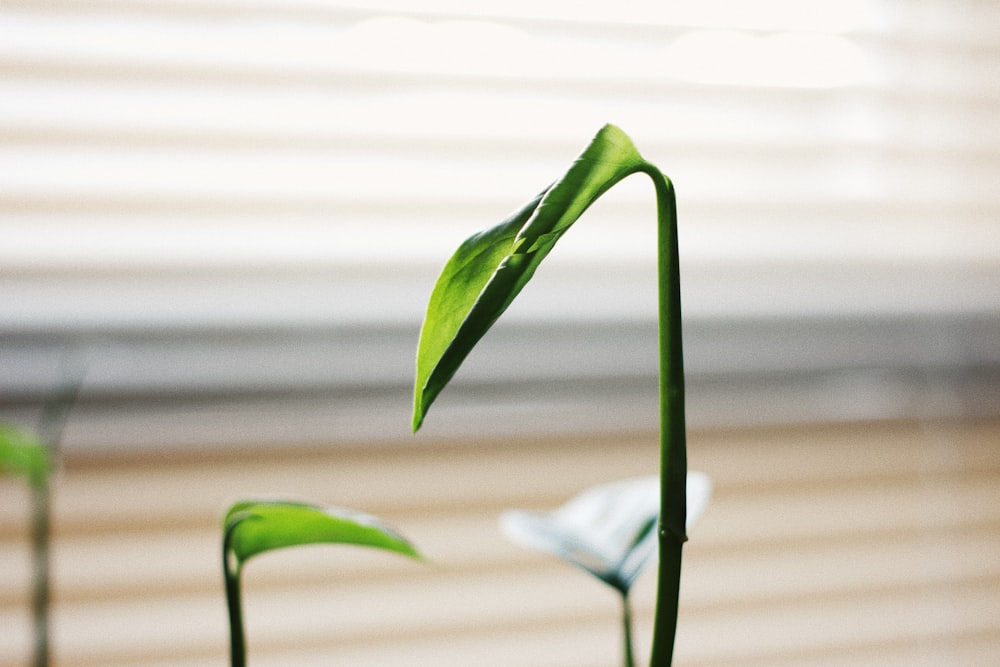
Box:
xmin=222 ymin=501 xmax=421 ymax=667
xmin=0 ymin=423 xmax=49 ymax=488
xmin=224 ymin=500 xmax=421 ymax=571
xmin=412 ymin=123 xmax=653 ymax=431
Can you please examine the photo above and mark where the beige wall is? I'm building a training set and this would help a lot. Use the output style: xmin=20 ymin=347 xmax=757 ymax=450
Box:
xmin=3 ymin=418 xmax=998 ymax=666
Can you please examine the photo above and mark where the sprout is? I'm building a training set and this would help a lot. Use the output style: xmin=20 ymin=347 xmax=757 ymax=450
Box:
xmin=222 ymin=500 xmax=421 ymax=667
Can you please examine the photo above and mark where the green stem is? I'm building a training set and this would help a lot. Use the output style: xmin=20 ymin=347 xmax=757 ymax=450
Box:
xmin=642 ymin=167 xmax=687 ymax=667
xmin=223 ymin=533 xmax=247 ymax=667
xmin=621 ymin=590 xmax=635 ymax=667
xmin=30 ymin=475 xmax=49 ymax=667
xmin=31 ymin=367 xmax=83 ymax=667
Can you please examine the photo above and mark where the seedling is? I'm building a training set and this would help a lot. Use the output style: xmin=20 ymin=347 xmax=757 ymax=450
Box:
xmin=217 ymin=125 xmax=683 ymax=666
xmin=2 ymin=372 xmax=78 ymax=667
xmin=1 ymin=423 xmax=51 ymax=667
xmin=413 ymin=124 xmax=689 ymax=665
xmin=222 ymin=500 xmax=421 ymax=667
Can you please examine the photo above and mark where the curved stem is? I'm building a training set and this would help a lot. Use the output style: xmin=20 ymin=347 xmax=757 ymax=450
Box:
xmin=223 ymin=531 xmax=247 ymax=667
xmin=641 ymin=166 xmax=687 ymax=667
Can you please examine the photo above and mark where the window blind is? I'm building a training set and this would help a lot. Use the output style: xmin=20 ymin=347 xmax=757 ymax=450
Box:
xmin=1 ymin=5 xmax=999 ymax=667
xmin=0 ymin=0 xmax=998 ymax=445
xmin=2 ymin=1 xmax=997 ymax=311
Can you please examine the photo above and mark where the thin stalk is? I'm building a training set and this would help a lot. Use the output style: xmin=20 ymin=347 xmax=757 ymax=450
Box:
xmin=31 ymin=366 xmax=83 ymax=667
xmin=30 ymin=475 xmax=50 ymax=667
xmin=223 ymin=533 xmax=247 ymax=667
xmin=621 ymin=590 xmax=635 ymax=667
xmin=642 ymin=167 xmax=687 ymax=667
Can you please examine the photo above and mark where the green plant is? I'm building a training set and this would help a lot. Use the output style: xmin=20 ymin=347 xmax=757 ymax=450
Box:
xmin=1 ymin=423 xmax=52 ymax=667
xmin=216 ymin=124 xmax=685 ymax=666
xmin=222 ymin=500 xmax=421 ymax=667
xmin=412 ymin=123 xmax=688 ymax=666
xmin=2 ymin=374 xmax=78 ymax=667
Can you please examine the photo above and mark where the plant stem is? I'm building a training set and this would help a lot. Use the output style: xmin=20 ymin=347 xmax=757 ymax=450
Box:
xmin=31 ymin=366 xmax=83 ymax=667
xmin=30 ymin=475 xmax=49 ymax=667
xmin=223 ymin=534 xmax=247 ymax=667
xmin=621 ymin=590 xmax=635 ymax=667
xmin=642 ymin=167 xmax=687 ymax=667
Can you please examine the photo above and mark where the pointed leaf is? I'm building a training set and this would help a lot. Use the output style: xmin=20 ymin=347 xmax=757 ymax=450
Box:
xmin=224 ymin=500 xmax=420 ymax=571
xmin=413 ymin=124 xmax=651 ymax=430
xmin=0 ymin=423 xmax=49 ymax=488
xmin=500 ymin=472 xmax=711 ymax=593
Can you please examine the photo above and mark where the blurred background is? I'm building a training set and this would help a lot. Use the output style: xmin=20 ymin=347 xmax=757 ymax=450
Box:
xmin=1 ymin=1 xmax=998 ymax=665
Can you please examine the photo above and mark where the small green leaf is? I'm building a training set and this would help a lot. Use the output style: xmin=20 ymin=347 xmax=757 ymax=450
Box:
xmin=224 ymin=500 xmax=421 ymax=571
xmin=0 ymin=423 xmax=49 ymax=488
xmin=223 ymin=500 xmax=421 ymax=667
xmin=412 ymin=123 xmax=653 ymax=431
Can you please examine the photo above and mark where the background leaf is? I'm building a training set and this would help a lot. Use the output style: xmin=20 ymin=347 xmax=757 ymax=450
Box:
xmin=0 ymin=423 xmax=49 ymax=488
xmin=412 ymin=124 xmax=650 ymax=431
xmin=224 ymin=500 xmax=420 ymax=571
xmin=500 ymin=472 xmax=712 ymax=593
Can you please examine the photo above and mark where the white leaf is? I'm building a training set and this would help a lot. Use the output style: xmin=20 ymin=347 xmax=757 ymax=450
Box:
xmin=500 ymin=472 xmax=711 ymax=592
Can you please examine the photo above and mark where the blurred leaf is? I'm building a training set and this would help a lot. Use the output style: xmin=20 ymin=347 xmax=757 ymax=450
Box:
xmin=412 ymin=123 xmax=651 ymax=431
xmin=500 ymin=472 xmax=711 ymax=593
xmin=685 ymin=470 xmax=713 ymax=530
xmin=0 ymin=423 xmax=49 ymax=488
xmin=224 ymin=500 xmax=421 ymax=571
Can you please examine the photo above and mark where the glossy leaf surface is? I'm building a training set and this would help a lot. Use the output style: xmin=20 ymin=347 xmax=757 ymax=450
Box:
xmin=224 ymin=500 xmax=420 ymax=570
xmin=0 ymin=423 xmax=49 ymax=488
xmin=500 ymin=472 xmax=711 ymax=594
xmin=412 ymin=124 xmax=651 ymax=431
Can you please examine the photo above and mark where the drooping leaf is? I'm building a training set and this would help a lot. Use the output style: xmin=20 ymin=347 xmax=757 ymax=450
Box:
xmin=222 ymin=500 xmax=421 ymax=667
xmin=412 ymin=123 xmax=654 ymax=431
xmin=224 ymin=500 xmax=421 ymax=572
xmin=0 ymin=423 xmax=49 ymax=489
xmin=500 ymin=472 xmax=711 ymax=594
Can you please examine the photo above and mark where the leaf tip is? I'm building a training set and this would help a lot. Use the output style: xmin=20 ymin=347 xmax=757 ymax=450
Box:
xmin=411 ymin=388 xmax=428 ymax=433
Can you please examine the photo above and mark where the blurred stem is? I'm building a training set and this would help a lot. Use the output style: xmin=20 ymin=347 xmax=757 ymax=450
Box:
xmin=31 ymin=363 xmax=84 ymax=667
xmin=621 ymin=590 xmax=635 ymax=667
xmin=30 ymin=475 xmax=50 ymax=667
